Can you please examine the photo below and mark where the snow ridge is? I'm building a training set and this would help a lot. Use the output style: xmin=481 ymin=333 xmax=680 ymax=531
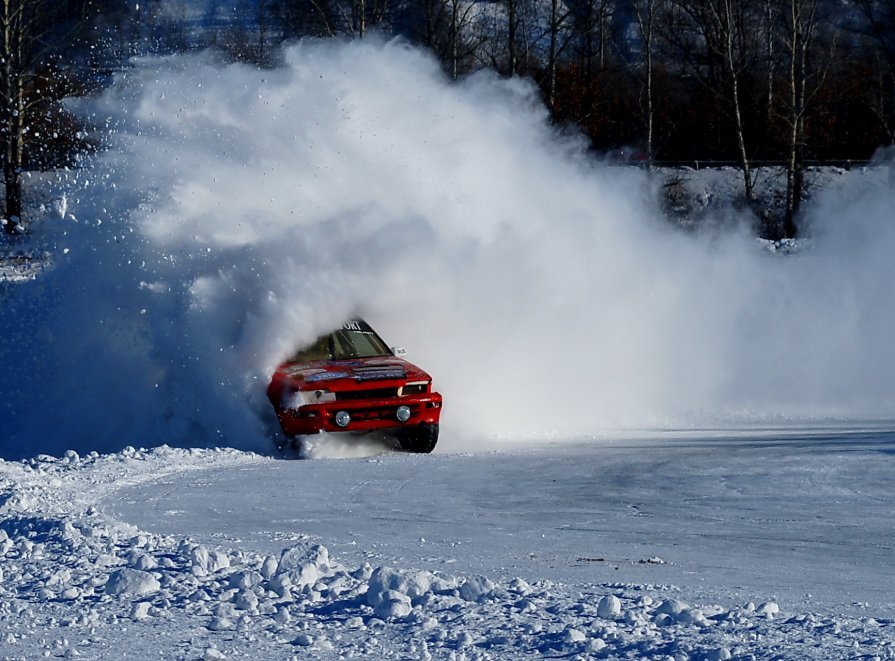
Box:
xmin=1 ymin=448 xmax=893 ymax=659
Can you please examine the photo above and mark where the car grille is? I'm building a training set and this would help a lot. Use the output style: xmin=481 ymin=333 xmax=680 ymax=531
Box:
xmin=353 ymin=366 xmax=407 ymax=381
xmin=335 ymin=387 xmax=400 ymax=401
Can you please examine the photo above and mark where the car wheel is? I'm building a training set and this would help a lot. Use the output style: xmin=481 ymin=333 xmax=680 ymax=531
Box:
xmin=398 ymin=423 xmax=439 ymax=454
xmin=275 ymin=435 xmax=299 ymax=451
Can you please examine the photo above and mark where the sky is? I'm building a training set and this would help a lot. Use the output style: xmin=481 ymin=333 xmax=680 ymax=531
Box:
xmin=2 ymin=37 xmax=895 ymax=459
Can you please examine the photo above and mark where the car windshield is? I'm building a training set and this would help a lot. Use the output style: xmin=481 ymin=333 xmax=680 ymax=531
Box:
xmin=288 ymin=320 xmax=393 ymax=362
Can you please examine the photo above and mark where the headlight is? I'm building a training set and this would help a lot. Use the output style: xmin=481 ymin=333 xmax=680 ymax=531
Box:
xmin=401 ymin=381 xmax=429 ymax=396
xmin=284 ymin=389 xmax=336 ymax=408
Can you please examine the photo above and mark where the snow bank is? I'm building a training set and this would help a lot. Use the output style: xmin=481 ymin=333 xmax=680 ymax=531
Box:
xmin=1 ymin=448 xmax=893 ymax=659
xmin=2 ymin=38 xmax=895 ymax=458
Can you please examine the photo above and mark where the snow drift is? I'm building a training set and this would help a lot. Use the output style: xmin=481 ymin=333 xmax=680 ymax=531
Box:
xmin=2 ymin=37 xmax=895 ymax=459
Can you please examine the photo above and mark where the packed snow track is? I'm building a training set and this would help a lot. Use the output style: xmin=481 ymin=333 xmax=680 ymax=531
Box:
xmin=106 ymin=428 xmax=895 ymax=617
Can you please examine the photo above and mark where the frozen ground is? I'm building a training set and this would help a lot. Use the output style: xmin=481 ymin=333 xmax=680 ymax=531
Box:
xmin=2 ymin=427 xmax=894 ymax=660
xmin=109 ymin=426 xmax=895 ymax=615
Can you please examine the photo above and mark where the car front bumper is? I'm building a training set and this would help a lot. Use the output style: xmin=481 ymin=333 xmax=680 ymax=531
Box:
xmin=275 ymin=392 xmax=443 ymax=437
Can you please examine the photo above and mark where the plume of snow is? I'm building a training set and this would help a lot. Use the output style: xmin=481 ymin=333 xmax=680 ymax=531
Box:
xmin=2 ymin=38 xmax=894 ymax=458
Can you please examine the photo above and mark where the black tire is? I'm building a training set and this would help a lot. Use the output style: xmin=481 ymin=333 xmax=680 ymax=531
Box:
xmin=398 ymin=423 xmax=439 ymax=454
xmin=274 ymin=435 xmax=299 ymax=452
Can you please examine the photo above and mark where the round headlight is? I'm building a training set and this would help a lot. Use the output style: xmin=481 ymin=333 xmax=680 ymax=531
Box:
xmin=334 ymin=411 xmax=351 ymax=428
xmin=396 ymin=405 xmax=411 ymax=423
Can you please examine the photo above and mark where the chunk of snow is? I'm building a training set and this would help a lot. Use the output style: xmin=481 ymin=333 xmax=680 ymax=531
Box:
xmin=275 ymin=543 xmax=329 ymax=589
xmin=292 ymin=633 xmax=313 ymax=647
xmin=372 ymin=590 xmax=413 ymax=619
xmin=757 ymin=601 xmax=780 ymax=618
xmin=656 ymin=599 xmax=690 ymax=617
xmin=367 ymin=567 xmax=433 ymax=603
xmin=130 ymin=602 xmax=151 ymax=621
xmin=459 ymin=575 xmax=495 ymax=602
xmin=259 ymin=555 xmax=278 ymax=579
xmin=104 ymin=569 xmax=160 ymax=597
xmin=127 ymin=551 xmax=157 ymax=571
xmin=597 ymin=594 xmax=622 ymax=618
xmin=190 ymin=545 xmax=230 ymax=573
xmin=585 ymin=638 xmax=607 ymax=653
xmin=228 ymin=570 xmax=262 ymax=590
xmin=207 ymin=616 xmax=233 ymax=631
xmin=234 ymin=589 xmax=259 ymax=612
xmin=278 ymin=543 xmax=329 ymax=573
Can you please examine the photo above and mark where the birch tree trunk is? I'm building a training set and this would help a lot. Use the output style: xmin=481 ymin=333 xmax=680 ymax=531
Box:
xmin=632 ymin=0 xmax=656 ymax=168
xmin=547 ymin=0 xmax=561 ymax=109
xmin=665 ymin=0 xmax=758 ymax=204
xmin=765 ymin=0 xmax=774 ymax=119
xmin=778 ymin=0 xmax=832 ymax=237
xmin=1 ymin=0 xmax=26 ymax=233
xmin=722 ymin=0 xmax=754 ymax=202
xmin=507 ymin=0 xmax=518 ymax=75
xmin=355 ymin=0 xmax=366 ymax=38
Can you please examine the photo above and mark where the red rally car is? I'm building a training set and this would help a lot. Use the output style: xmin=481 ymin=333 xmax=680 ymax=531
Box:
xmin=267 ymin=319 xmax=442 ymax=453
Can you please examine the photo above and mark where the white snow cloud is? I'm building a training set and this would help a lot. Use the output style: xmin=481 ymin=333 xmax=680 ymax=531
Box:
xmin=2 ymin=37 xmax=895 ymax=458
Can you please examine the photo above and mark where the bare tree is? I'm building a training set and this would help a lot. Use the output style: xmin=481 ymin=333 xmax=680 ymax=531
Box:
xmin=446 ymin=0 xmax=478 ymax=79
xmin=397 ymin=0 xmax=482 ymax=79
xmin=340 ymin=0 xmax=392 ymax=37
xmin=1 ymin=0 xmax=94 ymax=234
xmin=631 ymin=0 xmax=659 ymax=166
xmin=775 ymin=0 xmax=837 ymax=236
xmin=503 ymin=0 xmax=522 ymax=75
xmin=663 ymin=0 xmax=762 ymax=203
xmin=566 ymin=0 xmax=616 ymax=75
xmin=269 ymin=0 xmax=337 ymax=39
xmin=270 ymin=0 xmax=393 ymax=40
xmin=546 ymin=0 xmax=563 ymax=107
xmin=846 ymin=0 xmax=895 ymax=143
xmin=762 ymin=0 xmax=778 ymax=118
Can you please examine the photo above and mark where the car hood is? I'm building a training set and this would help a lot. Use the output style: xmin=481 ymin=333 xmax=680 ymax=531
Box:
xmin=279 ymin=357 xmax=431 ymax=387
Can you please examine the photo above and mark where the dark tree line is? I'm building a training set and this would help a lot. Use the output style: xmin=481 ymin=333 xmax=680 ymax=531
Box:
xmin=3 ymin=0 xmax=894 ymax=237
xmin=0 ymin=0 xmax=103 ymax=233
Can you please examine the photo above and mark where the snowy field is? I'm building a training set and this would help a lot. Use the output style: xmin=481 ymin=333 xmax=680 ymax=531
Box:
xmin=3 ymin=37 xmax=895 ymax=659
xmin=2 ymin=428 xmax=894 ymax=660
